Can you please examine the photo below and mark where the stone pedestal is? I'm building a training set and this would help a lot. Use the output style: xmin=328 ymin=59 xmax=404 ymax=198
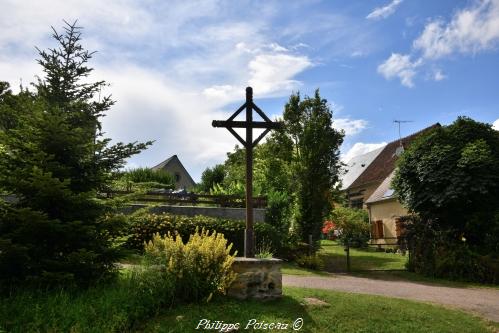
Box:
xmin=227 ymin=257 xmax=282 ymax=300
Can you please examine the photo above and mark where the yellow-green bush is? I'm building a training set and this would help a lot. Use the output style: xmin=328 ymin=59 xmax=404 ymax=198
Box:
xmin=144 ymin=229 xmax=237 ymax=301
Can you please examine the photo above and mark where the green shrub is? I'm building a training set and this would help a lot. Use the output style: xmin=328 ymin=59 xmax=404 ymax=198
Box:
xmin=124 ymin=210 xmax=282 ymax=256
xmin=265 ymin=189 xmax=292 ymax=234
xmin=403 ymin=215 xmax=499 ymax=284
xmin=330 ymin=206 xmax=370 ymax=248
xmin=121 ymin=167 xmax=174 ymax=187
xmin=144 ymin=229 xmax=236 ymax=301
xmin=295 ymin=254 xmax=324 ymax=270
xmin=255 ymin=240 xmax=274 ymax=259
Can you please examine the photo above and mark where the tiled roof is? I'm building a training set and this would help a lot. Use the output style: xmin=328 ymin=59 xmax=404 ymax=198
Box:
xmin=365 ymin=170 xmax=397 ymax=204
xmin=348 ymin=123 xmax=440 ymax=189
xmin=340 ymin=147 xmax=384 ymax=190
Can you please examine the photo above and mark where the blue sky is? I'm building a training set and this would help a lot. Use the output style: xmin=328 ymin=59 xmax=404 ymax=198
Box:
xmin=1 ymin=0 xmax=498 ymax=181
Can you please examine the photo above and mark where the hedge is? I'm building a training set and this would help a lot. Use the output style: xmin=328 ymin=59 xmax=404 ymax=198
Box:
xmin=124 ymin=210 xmax=282 ymax=256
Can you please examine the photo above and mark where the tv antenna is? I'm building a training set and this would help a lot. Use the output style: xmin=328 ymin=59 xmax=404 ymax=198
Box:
xmin=393 ymin=120 xmax=413 ymax=146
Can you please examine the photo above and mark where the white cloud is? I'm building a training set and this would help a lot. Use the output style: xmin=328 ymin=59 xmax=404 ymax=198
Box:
xmin=341 ymin=142 xmax=387 ymax=162
xmin=377 ymin=53 xmax=422 ymax=87
xmin=0 ymin=0 xmax=317 ymax=181
xmin=413 ymin=0 xmax=499 ymax=59
xmin=493 ymin=119 xmax=499 ymax=130
xmin=379 ymin=0 xmax=499 ymax=87
xmin=366 ymin=0 xmax=403 ymax=20
xmin=203 ymin=45 xmax=312 ymax=103
xmin=433 ymin=69 xmax=446 ymax=81
xmin=333 ymin=118 xmax=368 ymax=136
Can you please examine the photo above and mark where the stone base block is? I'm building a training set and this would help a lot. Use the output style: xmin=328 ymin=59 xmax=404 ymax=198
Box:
xmin=227 ymin=257 xmax=282 ymax=300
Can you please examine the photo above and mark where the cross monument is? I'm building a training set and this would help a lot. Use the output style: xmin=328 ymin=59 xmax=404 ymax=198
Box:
xmin=212 ymin=87 xmax=282 ymax=257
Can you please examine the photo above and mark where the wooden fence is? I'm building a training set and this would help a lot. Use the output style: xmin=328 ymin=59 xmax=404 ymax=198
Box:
xmin=101 ymin=190 xmax=267 ymax=208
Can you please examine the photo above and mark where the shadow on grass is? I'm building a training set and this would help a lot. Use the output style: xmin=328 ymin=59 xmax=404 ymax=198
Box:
xmin=319 ymin=253 xmax=407 ymax=272
xmin=142 ymin=294 xmax=315 ymax=333
xmin=349 ymin=270 xmax=499 ymax=290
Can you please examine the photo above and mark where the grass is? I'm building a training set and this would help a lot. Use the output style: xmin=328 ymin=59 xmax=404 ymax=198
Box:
xmin=143 ymin=287 xmax=496 ymax=333
xmin=0 ymin=269 xmax=174 ymax=333
xmin=1 ymin=269 xmax=496 ymax=332
xmin=319 ymin=240 xmax=408 ymax=271
xmin=282 ymin=240 xmax=499 ymax=290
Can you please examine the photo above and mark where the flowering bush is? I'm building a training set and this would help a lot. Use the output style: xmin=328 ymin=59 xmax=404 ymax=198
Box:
xmin=330 ymin=206 xmax=370 ymax=248
xmin=144 ymin=228 xmax=237 ymax=301
xmin=322 ymin=220 xmax=337 ymax=240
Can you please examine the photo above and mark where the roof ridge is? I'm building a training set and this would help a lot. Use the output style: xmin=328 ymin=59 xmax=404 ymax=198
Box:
xmin=386 ymin=123 xmax=440 ymax=146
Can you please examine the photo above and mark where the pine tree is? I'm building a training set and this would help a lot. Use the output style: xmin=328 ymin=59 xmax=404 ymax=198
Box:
xmin=0 ymin=21 xmax=152 ymax=286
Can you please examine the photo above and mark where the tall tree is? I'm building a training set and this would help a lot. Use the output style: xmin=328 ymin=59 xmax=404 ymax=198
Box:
xmin=199 ymin=164 xmax=225 ymax=193
xmin=0 ymin=21 xmax=151 ymax=286
xmin=282 ymin=90 xmax=344 ymax=245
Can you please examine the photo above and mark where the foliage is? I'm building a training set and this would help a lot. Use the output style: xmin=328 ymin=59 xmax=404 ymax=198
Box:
xmin=0 ymin=22 xmax=151 ymax=286
xmin=120 ymin=167 xmax=174 ymax=187
xmin=295 ymin=254 xmax=324 ymax=270
xmin=255 ymin=240 xmax=274 ymax=259
xmin=198 ymin=164 xmax=225 ymax=193
xmin=210 ymin=181 xmax=245 ymax=196
xmin=393 ymin=117 xmax=499 ymax=282
xmin=265 ymin=189 xmax=292 ymax=234
xmin=144 ymin=229 xmax=236 ymax=301
xmin=280 ymin=91 xmax=344 ymax=246
xmin=322 ymin=220 xmax=337 ymax=240
xmin=402 ymin=215 xmax=499 ymax=284
xmin=393 ymin=117 xmax=499 ymax=255
xmin=124 ymin=210 xmax=282 ymax=256
xmin=0 ymin=268 xmax=175 ymax=333
xmin=330 ymin=206 xmax=370 ymax=248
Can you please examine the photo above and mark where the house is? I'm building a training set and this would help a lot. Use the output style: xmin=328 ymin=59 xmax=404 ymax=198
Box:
xmin=151 ymin=155 xmax=196 ymax=190
xmin=341 ymin=124 xmax=440 ymax=244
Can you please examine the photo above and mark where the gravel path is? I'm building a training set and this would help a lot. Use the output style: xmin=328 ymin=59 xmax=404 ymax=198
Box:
xmin=283 ymin=274 xmax=499 ymax=322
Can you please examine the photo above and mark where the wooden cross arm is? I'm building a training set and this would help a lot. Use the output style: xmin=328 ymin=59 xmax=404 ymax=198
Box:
xmin=212 ymin=120 xmax=282 ymax=129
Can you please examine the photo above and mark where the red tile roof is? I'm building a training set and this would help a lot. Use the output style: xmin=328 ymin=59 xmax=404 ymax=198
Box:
xmin=348 ymin=123 xmax=440 ymax=189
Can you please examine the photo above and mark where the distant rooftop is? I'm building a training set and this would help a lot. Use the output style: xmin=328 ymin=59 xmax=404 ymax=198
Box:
xmin=348 ymin=123 xmax=440 ymax=189
xmin=340 ymin=147 xmax=384 ymax=190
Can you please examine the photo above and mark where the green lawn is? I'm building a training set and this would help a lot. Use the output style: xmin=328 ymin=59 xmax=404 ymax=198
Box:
xmin=1 ymin=272 xmax=497 ymax=332
xmin=319 ymin=240 xmax=408 ymax=271
xmin=143 ymin=287 xmax=496 ymax=333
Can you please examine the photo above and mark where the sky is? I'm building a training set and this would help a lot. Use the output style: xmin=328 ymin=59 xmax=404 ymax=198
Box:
xmin=1 ymin=0 xmax=499 ymax=181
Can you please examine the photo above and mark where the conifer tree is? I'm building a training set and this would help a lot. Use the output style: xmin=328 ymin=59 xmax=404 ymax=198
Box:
xmin=0 ymin=21 xmax=152 ymax=286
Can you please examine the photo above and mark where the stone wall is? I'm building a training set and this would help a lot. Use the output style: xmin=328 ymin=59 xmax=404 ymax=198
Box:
xmin=121 ymin=204 xmax=266 ymax=222
xmin=227 ymin=258 xmax=282 ymax=300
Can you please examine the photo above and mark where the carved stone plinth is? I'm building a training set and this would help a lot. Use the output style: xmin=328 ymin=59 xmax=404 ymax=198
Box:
xmin=227 ymin=257 xmax=282 ymax=300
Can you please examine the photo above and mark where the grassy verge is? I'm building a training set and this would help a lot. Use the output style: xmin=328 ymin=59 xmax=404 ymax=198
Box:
xmin=0 ymin=269 xmax=174 ymax=333
xmin=1 ymin=278 xmax=496 ymax=332
xmin=144 ymin=287 xmax=496 ymax=333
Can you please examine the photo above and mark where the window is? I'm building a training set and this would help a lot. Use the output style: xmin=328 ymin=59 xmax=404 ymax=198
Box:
xmin=175 ymin=173 xmax=181 ymax=182
xmin=350 ymin=198 xmax=363 ymax=209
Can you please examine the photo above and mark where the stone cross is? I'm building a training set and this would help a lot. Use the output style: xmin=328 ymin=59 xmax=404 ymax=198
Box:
xmin=212 ymin=87 xmax=282 ymax=257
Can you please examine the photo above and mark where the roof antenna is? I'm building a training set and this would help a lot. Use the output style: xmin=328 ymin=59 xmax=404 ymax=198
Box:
xmin=393 ymin=120 xmax=413 ymax=156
